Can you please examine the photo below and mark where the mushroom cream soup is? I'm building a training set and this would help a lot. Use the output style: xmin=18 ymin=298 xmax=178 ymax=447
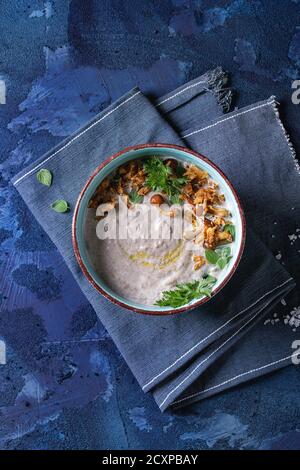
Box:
xmin=84 ymin=157 xmax=234 ymax=308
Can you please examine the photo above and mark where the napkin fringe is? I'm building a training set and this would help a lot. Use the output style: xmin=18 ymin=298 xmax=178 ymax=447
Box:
xmin=205 ymin=66 xmax=233 ymax=113
xmin=271 ymin=97 xmax=300 ymax=176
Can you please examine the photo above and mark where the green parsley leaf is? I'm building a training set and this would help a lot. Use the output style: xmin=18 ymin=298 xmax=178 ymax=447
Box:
xmin=36 ymin=168 xmax=52 ymax=187
xmin=155 ymin=275 xmax=217 ymax=308
xmin=129 ymin=189 xmax=143 ymax=204
xmin=169 ymin=193 xmax=181 ymax=205
xmin=198 ymin=287 xmax=214 ymax=297
xmin=143 ymin=157 xmax=187 ymax=203
xmin=51 ymin=199 xmax=69 ymax=213
xmin=143 ymin=157 xmax=171 ymax=191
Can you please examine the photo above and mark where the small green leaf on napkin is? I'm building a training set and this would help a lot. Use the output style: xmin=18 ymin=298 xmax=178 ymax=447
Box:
xmin=51 ymin=199 xmax=69 ymax=213
xmin=36 ymin=168 xmax=52 ymax=187
xmin=224 ymin=223 xmax=235 ymax=240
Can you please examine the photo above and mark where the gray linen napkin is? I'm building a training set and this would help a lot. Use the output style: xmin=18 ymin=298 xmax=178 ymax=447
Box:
xmin=12 ymin=68 xmax=297 ymax=411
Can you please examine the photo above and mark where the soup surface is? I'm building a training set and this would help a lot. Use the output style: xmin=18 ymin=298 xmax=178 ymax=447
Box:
xmin=85 ymin=157 xmax=234 ymax=307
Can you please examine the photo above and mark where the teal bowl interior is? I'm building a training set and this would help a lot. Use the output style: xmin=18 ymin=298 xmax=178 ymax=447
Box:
xmin=74 ymin=145 xmax=245 ymax=313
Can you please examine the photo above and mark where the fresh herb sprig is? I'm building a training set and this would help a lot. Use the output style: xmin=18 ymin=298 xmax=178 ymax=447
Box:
xmin=155 ymin=275 xmax=217 ymax=308
xmin=129 ymin=189 xmax=143 ymax=204
xmin=205 ymin=246 xmax=232 ymax=270
xmin=143 ymin=157 xmax=187 ymax=204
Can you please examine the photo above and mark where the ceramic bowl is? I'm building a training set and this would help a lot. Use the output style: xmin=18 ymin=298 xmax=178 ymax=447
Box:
xmin=72 ymin=143 xmax=246 ymax=315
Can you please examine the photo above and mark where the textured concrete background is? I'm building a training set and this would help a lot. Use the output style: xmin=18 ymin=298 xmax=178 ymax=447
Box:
xmin=0 ymin=0 xmax=300 ymax=450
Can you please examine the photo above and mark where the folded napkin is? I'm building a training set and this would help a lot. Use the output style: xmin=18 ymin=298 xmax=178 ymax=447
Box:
xmin=12 ymin=68 xmax=298 ymax=411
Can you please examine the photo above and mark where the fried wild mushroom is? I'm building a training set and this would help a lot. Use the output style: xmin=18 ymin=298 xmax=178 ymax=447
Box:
xmin=203 ymin=217 xmax=233 ymax=249
xmin=138 ymin=186 xmax=151 ymax=196
xmin=100 ymin=177 xmax=110 ymax=190
xmin=184 ymin=165 xmax=208 ymax=183
xmin=206 ymin=205 xmax=230 ymax=217
xmin=193 ymin=255 xmax=206 ymax=271
xmin=216 ymin=230 xmax=233 ymax=244
xmin=131 ymin=169 xmax=146 ymax=190
xmin=194 ymin=188 xmax=225 ymax=205
xmin=118 ymin=166 xmax=127 ymax=175
xmin=95 ymin=201 xmax=116 ymax=220
xmin=88 ymin=178 xmax=116 ymax=208
xmin=213 ymin=217 xmax=226 ymax=227
xmin=180 ymin=193 xmax=194 ymax=204
xmin=126 ymin=161 xmax=139 ymax=179
xmin=165 ymin=158 xmax=178 ymax=171
xmin=116 ymin=178 xmax=126 ymax=195
xmin=182 ymin=182 xmax=194 ymax=197
xmin=208 ymin=180 xmax=219 ymax=189
xmin=203 ymin=218 xmax=218 ymax=250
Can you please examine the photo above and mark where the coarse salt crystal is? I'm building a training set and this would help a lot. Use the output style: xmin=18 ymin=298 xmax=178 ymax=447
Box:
xmin=288 ymin=234 xmax=297 ymax=242
xmin=283 ymin=306 xmax=300 ymax=330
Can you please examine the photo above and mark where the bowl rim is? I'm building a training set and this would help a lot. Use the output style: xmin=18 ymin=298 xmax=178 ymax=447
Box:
xmin=72 ymin=143 xmax=246 ymax=315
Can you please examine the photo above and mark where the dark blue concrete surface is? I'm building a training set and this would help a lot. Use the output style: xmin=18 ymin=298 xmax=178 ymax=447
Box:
xmin=0 ymin=0 xmax=300 ymax=450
